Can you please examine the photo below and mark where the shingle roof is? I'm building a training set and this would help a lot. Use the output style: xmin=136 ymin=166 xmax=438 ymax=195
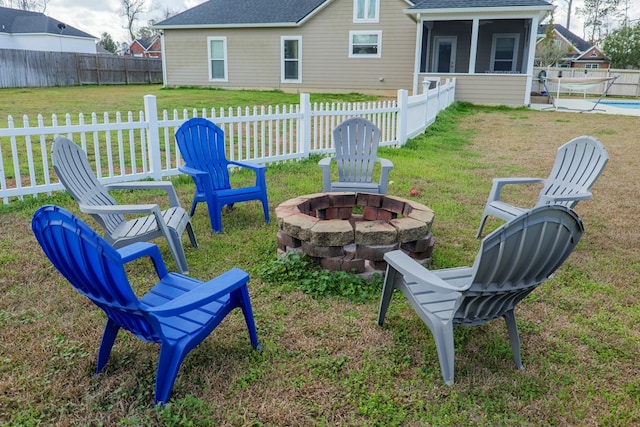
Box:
xmin=157 ymin=0 xmax=553 ymax=28
xmin=156 ymin=0 xmax=330 ymax=27
xmin=0 ymin=6 xmax=96 ymax=39
xmin=409 ymin=0 xmax=552 ymax=8
xmin=538 ymin=23 xmax=592 ymax=52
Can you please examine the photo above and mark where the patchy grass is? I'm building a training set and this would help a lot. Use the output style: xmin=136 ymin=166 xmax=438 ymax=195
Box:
xmin=1 ymin=90 xmax=639 ymax=425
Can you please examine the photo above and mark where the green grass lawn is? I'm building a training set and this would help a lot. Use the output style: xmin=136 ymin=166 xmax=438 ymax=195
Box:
xmin=1 ymin=86 xmax=639 ymax=426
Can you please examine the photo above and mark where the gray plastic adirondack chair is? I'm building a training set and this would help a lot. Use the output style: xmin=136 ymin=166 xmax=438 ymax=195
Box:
xmin=476 ymin=135 xmax=608 ymax=238
xmin=319 ymin=117 xmax=393 ymax=194
xmin=51 ymin=136 xmax=197 ymax=274
xmin=378 ymin=205 xmax=584 ymax=385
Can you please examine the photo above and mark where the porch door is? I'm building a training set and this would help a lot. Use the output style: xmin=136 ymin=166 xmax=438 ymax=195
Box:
xmin=434 ymin=37 xmax=457 ymax=73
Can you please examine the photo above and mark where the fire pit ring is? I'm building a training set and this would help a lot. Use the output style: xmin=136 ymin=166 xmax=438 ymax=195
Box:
xmin=275 ymin=192 xmax=435 ymax=275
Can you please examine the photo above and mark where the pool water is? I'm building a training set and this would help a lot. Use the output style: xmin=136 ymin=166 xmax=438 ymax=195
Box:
xmin=597 ymin=101 xmax=640 ymax=109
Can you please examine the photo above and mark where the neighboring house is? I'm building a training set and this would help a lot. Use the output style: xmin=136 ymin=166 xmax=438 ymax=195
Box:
xmin=0 ymin=6 xmax=97 ymax=53
xmin=155 ymin=0 xmax=554 ymax=106
xmin=127 ymin=34 xmax=162 ymax=58
xmin=537 ymin=24 xmax=609 ymax=69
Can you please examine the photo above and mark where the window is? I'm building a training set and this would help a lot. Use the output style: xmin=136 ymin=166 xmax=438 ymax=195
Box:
xmin=207 ymin=37 xmax=227 ymax=81
xmin=282 ymin=36 xmax=302 ymax=83
xmin=349 ymin=31 xmax=382 ymax=58
xmin=585 ymin=64 xmax=599 ymax=69
xmin=353 ymin=0 xmax=379 ymax=23
xmin=490 ymin=34 xmax=519 ymax=72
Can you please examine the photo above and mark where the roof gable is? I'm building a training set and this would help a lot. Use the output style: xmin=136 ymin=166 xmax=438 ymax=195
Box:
xmin=0 ymin=6 xmax=96 ymax=39
xmin=538 ymin=24 xmax=592 ymax=53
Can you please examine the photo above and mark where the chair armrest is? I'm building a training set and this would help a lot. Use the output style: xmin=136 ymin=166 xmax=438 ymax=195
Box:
xmin=318 ymin=157 xmax=334 ymax=192
xmin=228 ymin=160 xmax=266 ymax=173
xmin=105 ymin=181 xmax=181 ymax=208
xmin=384 ymin=250 xmax=470 ymax=293
xmin=378 ymin=157 xmax=394 ymax=194
xmin=79 ymin=203 xmax=160 ymax=216
xmin=146 ymin=267 xmax=250 ymax=316
xmin=179 ymin=165 xmax=209 ymax=178
xmin=117 ymin=241 xmax=169 ymax=278
xmin=487 ymin=177 xmax=545 ymax=203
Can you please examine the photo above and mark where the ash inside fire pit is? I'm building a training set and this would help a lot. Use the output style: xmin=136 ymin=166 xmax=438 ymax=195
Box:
xmin=275 ymin=192 xmax=435 ymax=275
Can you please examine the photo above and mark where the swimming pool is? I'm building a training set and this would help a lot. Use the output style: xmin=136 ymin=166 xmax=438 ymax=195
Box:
xmin=597 ymin=101 xmax=640 ymax=109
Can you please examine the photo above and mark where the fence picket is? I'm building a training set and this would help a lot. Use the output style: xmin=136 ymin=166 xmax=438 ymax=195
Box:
xmin=0 ymin=82 xmax=455 ymax=203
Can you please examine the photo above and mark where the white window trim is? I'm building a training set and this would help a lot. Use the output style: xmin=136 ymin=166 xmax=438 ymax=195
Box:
xmin=207 ymin=36 xmax=228 ymax=82
xmin=353 ymin=0 xmax=380 ymax=23
xmin=490 ymin=33 xmax=520 ymax=73
xmin=281 ymin=36 xmax=302 ymax=83
xmin=349 ymin=30 xmax=382 ymax=58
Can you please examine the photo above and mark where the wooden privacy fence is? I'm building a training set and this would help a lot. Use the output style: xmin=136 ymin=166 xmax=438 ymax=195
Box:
xmin=0 ymin=80 xmax=456 ymax=204
xmin=0 ymin=49 xmax=162 ymax=88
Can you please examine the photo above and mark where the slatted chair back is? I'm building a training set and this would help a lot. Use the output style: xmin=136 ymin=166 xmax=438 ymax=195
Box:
xmin=538 ymin=135 xmax=609 ymax=208
xmin=458 ymin=205 xmax=584 ymax=326
xmin=175 ymin=117 xmax=232 ymax=193
xmin=31 ymin=205 xmax=159 ymax=342
xmin=333 ymin=117 xmax=381 ymax=184
xmin=51 ymin=137 xmax=124 ymax=234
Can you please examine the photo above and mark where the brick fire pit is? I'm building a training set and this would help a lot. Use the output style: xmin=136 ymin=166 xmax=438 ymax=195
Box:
xmin=275 ymin=192 xmax=435 ymax=275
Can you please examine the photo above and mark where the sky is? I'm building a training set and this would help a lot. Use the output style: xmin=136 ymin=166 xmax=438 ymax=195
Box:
xmin=44 ymin=0 xmax=204 ymax=44
xmin=35 ymin=0 xmax=640 ymax=45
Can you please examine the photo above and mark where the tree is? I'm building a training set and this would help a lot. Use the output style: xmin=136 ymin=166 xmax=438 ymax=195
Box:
xmin=602 ymin=23 xmax=640 ymax=69
xmin=535 ymin=25 xmax=569 ymax=67
xmin=120 ymin=0 xmax=148 ymax=42
xmin=576 ymin=0 xmax=622 ymax=44
xmin=98 ymin=32 xmax=118 ymax=54
xmin=0 ymin=0 xmax=49 ymax=12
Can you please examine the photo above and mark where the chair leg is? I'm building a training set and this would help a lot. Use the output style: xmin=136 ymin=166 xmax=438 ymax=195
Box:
xmin=476 ymin=214 xmax=489 ymax=238
xmin=431 ymin=320 xmax=456 ymax=385
xmin=234 ymin=285 xmax=261 ymax=350
xmin=377 ymin=265 xmax=397 ymax=326
xmin=189 ymin=199 xmax=198 ymax=218
xmin=96 ymin=319 xmax=120 ymax=374
xmin=261 ymin=197 xmax=270 ymax=224
xmin=155 ymin=342 xmax=186 ymax=405
xmin=186 ymin=222 xmax=198 ymax=248
xmin=503 ymin=310 xmax=524 ymax=370
xmin=166 ymin=229 xmax=189 ymax=275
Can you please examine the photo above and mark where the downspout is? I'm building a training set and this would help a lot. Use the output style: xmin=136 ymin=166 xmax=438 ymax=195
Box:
xmin=412 ymin=13 xmax=422 ymax=95
xmin=160 ymin=31 xmax=168 ymax=88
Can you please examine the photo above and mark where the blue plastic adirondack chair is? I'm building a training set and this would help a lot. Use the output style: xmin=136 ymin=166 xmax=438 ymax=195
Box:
xmin=175 ymin=118 xmax=270 ymax=233
xmin=378 ymin=205 xmax=584 ymax=385
xmin=32 ymin=205 xmax=261 ymax=405
xmin=476 ymin=135 xmax=608 ymax=237
xmin=318 ymin=117 xmax=393 ymax=194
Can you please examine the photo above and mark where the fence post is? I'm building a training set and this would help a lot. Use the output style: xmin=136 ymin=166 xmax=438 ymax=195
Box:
xmin=299 ymin=93 xmax=311 ymax=158
xmin=396 ymin=89 xmax=408 ymax=146
xmin=144 ymin=95 xmax=163 ymax=180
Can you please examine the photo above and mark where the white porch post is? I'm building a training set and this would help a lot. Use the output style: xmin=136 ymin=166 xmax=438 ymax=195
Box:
xmin=412 ymin=14 xmax=423 ymax=95
xmin=469 ymin=18 xmax=479 ymax=73
xmin=524 ymin=16 xmax=541 ymax=104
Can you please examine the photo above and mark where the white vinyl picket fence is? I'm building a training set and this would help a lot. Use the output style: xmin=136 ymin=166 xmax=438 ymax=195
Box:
xmin=0 ymin=79 xmax=455 ymax=204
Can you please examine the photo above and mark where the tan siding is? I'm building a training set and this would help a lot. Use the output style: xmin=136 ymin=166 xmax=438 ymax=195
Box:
xmin=162 ymin=0 xmax=416 ymax=95
xmin=423 ymin=74 xmax=527 ymax=106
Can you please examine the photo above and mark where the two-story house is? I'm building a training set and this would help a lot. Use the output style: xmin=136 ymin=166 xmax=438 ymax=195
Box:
xmin=155 ymin=0 xmax=554 ymax=106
